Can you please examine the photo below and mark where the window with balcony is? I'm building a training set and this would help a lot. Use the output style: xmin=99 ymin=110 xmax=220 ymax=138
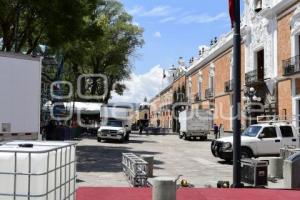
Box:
xmin=247 ymin=49 xmax=265 ymax=84
xmin=283 ymin=35 xmax=300 ymax=76
xmin=254 ymin=0 xmax=263 ymax=13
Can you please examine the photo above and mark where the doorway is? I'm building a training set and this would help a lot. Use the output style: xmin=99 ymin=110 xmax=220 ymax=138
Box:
xmin=256 ymin=49 xmax=264 ymax=81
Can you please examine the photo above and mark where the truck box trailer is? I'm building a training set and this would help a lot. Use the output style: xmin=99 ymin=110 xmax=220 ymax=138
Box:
xmin=0 ymin=53 xmax=41 ymax=141
xmin=179 ymin=109 xmax=213 ymax=141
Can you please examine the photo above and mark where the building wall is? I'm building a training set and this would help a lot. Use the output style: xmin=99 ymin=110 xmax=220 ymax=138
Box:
xmin=277 ymin=6 xmax=298 ymax=121
xmin=150 ymin=96 xmax=160 ymax=127
xmin=277 ymin=11 xmax=294 ymax=77
xmin=150 ymin=1 xmax=300 ymax=133
xmin=214 ymin=95 xmax=231 ymax=131
xmin=160 ymin=88 xmax=173 ymax=129
xmin=278 ymin=80 xmax=293 ymax=119
xmin=187 ymin=44 xmax=245 ymax=132
xmin=214 ymin=51 xmax=231 ymax=96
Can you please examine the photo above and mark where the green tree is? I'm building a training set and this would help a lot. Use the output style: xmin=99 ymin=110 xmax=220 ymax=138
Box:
xmin=63 ymin=0 xmax=144 ymax=103
xmin=0 ymin=0 xmax=91 ymax=53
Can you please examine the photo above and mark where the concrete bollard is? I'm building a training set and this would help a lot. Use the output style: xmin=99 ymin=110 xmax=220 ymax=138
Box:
xmin=268 ymin=157 xmax=283 ymax=179
xmin=141 ymin=155 xmax=154 ymax=177
xmin=283 ymin=153 xmax=300 ymax=189
xmin=153 ymin=177 xmax=176 ymax=200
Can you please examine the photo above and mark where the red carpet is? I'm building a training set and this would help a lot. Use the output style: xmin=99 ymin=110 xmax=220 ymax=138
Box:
xmin=77 ymin=187 xmax=300 ymax=200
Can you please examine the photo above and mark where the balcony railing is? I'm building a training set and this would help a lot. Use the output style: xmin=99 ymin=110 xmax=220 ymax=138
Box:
xmin=224 ymin=80 xmax=233 ymax=93
xmin=245 ymin=69 xmax=264 ymax=85
xmin=205 ymin=88 xmax=214 ymax=99
xmin=283 ymin=55 xmax=300 ymax=76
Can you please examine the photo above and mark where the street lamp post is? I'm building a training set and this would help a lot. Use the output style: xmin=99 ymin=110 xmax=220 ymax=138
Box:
xmin=232 ymin=0 xmax=242 ymax=188
xmin=243 ymin=87 xmax=262 ymax=125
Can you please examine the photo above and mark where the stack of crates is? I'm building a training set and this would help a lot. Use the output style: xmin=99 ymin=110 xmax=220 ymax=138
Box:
xmin=122 ymin=153 xmax=148 ymax=187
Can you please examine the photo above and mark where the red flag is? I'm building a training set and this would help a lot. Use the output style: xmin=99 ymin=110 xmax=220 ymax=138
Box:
xmin=229 ymin=0 xmax=234 ymax=28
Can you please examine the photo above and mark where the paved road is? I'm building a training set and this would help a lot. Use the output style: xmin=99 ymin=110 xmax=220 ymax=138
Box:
xmin=76 ymin=133 xmax=233 ymax=188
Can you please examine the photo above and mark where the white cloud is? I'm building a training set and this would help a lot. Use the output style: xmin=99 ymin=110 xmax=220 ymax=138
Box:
xmin=141 ymin=6 xmax=173 ymax=17
xmin=111 ymin=65 xmax=169 ymax=103
xmin=127 ymin=5 xmax=144 ymax=16
xmin=154 ymin=31 xmax=162 ymax=38
xmin=127 ymin=5 xmax=181 ymax=18
xmin=179 ymin=12 xmax=227 ymax=24
xmin=160 ymin=16 xmax=176 ymax=23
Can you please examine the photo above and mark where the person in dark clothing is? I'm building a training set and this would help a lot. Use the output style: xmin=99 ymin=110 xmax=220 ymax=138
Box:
xmin=214 ymin=124 xmax=219 ymax=139
xmin=139 ymin=123 xmax=144 ymax=135
xmin=219 ymin=124 xmax=224 ymax=139
xmin=45 ymin=120 xmax=55 ymax=141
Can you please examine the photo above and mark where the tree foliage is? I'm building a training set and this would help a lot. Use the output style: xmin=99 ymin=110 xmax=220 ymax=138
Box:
xmin=0 ymin=0 xmax=90 ymax=53
xmin=63 ymin=0 xmax=144 ymax=103
xmin=0 ymin=0 xmax=144 ymax=103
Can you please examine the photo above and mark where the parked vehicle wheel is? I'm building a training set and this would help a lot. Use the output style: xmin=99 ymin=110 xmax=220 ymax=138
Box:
xmin=120 ymin=136 xmax=125 ymax=143
xmin=179 ymin=133 xmax=183 ymax=139
xmin=125 ymin=132 xmax=130 ymax=141
xmin=200 ymin=136 xmax=207 ymax=141
xmin=97 ymin=137 xmax=102 ymax=142
xmin=241 ymin=147 xmax=253 ymax=159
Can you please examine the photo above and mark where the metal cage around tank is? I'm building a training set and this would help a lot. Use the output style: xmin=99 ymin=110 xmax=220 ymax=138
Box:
xmin=0 ymin=142 xmax=77 ymax=200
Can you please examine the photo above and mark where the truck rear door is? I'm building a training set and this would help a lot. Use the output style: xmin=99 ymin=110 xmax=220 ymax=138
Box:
xmin=279 ymin=126 xmax=298 ymax=148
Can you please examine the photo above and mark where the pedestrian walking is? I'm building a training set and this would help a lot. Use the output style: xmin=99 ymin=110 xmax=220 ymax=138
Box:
xmin=213 ymin=124 xmax=219 ymax=139
xmin=219 ymin=124 xmax=224 ymax=138
xmin=139 ymin=123 xmax=144 ymax=135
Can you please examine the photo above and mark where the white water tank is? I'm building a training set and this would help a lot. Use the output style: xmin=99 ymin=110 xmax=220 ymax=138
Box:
xmin=0 ymin=141 xmax=76 ymax=200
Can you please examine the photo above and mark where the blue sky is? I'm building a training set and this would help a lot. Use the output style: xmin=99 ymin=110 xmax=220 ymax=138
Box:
xmin=112 ymin=0 xmax=242 ymax=103
xmin=121 ymin=0 xmax=233 ymax=74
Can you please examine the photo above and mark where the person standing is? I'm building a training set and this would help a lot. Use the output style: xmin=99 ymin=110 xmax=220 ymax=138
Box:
xmin=139 ymin=122 xmax=144 ymax=135
xmin=219 ymin=124 xmax=224 ymax=139
xmin=213 ymin=124 xmax=219 ymax=139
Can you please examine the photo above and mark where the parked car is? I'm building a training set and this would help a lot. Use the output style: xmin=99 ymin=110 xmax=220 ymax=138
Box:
xmin=211 ymin=122 xmax=299 ymax=162
xmin=97 ymin=119 xmax=130 ymax=142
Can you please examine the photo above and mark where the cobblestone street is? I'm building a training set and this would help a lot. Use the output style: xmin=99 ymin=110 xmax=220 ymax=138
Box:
xmin=76 ymin=133 xmax=233 ymax=188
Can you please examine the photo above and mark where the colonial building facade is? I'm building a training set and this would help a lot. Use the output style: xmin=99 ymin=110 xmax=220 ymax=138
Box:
xmin=150 ymin=0 xmax=300 ymax=133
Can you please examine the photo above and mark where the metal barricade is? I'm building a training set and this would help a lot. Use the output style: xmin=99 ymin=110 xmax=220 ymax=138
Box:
xmin=122 ymin=153 xmax=148 ymax=187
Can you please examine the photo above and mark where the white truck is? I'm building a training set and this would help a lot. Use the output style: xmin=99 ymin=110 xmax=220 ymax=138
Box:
xmin=211 ymin=122 xmax=300 ymax=162
xmin=0 ymin=52 xmax=41 ymax=141
xmin=97 ymin=105 xmax=132 ymax=142
xmin=179 ymin=109 xmax=213 ymax=141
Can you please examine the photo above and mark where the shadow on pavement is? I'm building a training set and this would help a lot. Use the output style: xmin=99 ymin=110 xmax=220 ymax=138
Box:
xmin=218 ymin=160 xmax=233 ymax=165
xmin=77 ymin=145 xmax=163 ymax=173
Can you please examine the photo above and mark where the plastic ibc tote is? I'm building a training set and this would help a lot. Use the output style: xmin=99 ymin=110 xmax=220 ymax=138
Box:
xmin=0 ymin=141 xmax=77 ymax=200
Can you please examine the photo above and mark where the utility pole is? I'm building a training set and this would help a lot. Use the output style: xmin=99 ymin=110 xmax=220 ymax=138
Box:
xmin=232 ymin=0 xmax=242 ymax=188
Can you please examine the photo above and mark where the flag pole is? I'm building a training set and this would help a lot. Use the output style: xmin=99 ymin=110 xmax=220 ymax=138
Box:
xmin=232 ymin=0 xmax=242 ymax=188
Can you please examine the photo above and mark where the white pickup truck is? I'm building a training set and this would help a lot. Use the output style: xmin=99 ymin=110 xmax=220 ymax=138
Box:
xmin=211 ymin=122 xmax=299 ymax=162
xmin=97 ymin=119 xmax=130 ymax=142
